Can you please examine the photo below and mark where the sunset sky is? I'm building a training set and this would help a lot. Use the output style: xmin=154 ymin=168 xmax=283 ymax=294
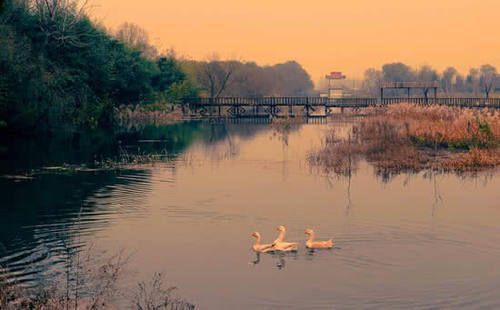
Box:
xmin=92 ymin=0 xmax=500 ymax=82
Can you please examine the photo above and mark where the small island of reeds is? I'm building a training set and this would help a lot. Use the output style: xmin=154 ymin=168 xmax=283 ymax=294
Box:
xmin=308 ymin=103 xmax=500 ymax=177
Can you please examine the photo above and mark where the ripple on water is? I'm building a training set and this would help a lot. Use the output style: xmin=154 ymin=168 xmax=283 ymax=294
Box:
xmin=0 ymin=169 xmax=154 ymax=283
xmin=1 ymin=123 xmax=499 ymax=310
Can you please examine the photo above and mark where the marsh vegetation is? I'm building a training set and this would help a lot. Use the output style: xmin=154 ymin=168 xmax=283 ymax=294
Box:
xmin=308 ymin=104 xmax=500 ymax=177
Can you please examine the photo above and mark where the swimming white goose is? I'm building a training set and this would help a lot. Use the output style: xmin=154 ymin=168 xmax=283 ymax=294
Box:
xmin=251 ymin=232 xmax=275 ymax=253
xmin=304 ymin=229 xmax=334 ymax=249
xmin=273 ymin=225 xmax=286 ymax=244
xmin=272 ymin=225 xmax=298 ymax=252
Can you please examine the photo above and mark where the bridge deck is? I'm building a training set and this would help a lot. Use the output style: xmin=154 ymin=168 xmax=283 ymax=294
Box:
xmin=180 ymin=97 xmax=500 ymax=118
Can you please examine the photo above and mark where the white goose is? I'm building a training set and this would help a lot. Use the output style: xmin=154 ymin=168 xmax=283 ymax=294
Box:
xmin=272 ymin=225 xmax=298 ymax=252
xmin=251 ymin=232 xmax=275 ymax=253
xmin=304 ymin=228 xmax=334 ymax=249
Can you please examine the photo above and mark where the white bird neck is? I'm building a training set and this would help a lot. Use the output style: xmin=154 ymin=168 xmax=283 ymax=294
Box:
xmin=308 ymin=232 xmax=315 ymax=242
xmin=277 ymin=230 xmax=285 ymax=241
xmin=254 ymin=235 xmax=261 ymax=245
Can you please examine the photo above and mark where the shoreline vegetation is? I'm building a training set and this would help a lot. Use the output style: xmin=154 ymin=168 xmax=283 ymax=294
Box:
xmin=308 ymin=103 xmax=499 ymax=177
xmin=114 ymin=103 xmax=185 ymax=128
xmin=0 ymin=250 xmax=194 ymax=310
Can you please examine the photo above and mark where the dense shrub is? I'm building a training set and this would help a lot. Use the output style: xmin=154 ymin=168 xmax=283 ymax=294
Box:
xmin=0 ymin=0 xmax=195 ymax=134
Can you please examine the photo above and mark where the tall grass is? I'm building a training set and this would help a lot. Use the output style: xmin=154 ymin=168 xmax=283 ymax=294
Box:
xmin=115 ymin=104 xmax=184 ymax=128
xmin=383 ymin=103 xmax=499 ymax=150
xmin=308 ymin=104 xmax=500 ymax=175
xmin=0 ymin=250 xmax=128 ymax=309
xmin=132 ymin=273 xmax=194 ymax=310
xmin=0 ymin=251 xmax=194 ymax=309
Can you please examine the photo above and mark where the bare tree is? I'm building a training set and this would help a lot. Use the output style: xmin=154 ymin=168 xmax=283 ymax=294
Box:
xmin=466 ymin=68 xmax=480 ymax=95
xmin=362 ymin=68 xmax=383 ymax=96
xmin=441 ymin=67 xmax=457 ymax=95
xmin=479 ymin=64 xmax=497 ymax=98
xmin=32 ymin=0 xmax=93 ymax=48
xmin=115 ymin=22 xmax=157 ymax=59
xmin=417 ymin=66 xmax=439 ymax=102
xmin=197 ymin=54 xmax=236 ymax=99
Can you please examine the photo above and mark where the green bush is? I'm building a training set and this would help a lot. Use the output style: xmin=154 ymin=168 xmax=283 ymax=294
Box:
xmin=0 ymin=0 xmax=197 ymax=135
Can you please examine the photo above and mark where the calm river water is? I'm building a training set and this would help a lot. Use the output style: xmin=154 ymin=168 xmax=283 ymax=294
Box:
xmin=1 ymin=121 xmax=499 ymax=309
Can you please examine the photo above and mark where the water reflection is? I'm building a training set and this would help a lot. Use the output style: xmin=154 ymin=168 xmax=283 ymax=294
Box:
xmin=0 ymin=121 xmax=499 ymax=309
xmin=251 ymin=247 xmax=345 ymax=271
xmin=250 ymin=252 xmax=298 ymax=270
xmin=0 ymin=122 xmax=271 ymax=282
xmin=0 ymin=169 xmax=153 ymax=282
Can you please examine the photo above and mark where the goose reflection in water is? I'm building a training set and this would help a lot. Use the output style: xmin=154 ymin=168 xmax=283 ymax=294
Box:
xmin=250 ymin=252 xmax=295 ymax=270
xmin=276 ymin=254 xmax=286 ymax=270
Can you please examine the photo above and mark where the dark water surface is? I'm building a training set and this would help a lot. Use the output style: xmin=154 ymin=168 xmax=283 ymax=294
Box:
xmin=1 ymin=121 xmax=499 ymax=309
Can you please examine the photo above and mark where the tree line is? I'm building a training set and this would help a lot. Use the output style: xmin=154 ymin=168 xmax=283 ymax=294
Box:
xmin=361 ymin=63 xmax=499 ymax=97
xmin=181 ymin=58 xmax=314 ymax=98
xmin=0 ymin=0 xmax=314 ymax=135
xmin=0 ymin=0 xmax=198 ymax=134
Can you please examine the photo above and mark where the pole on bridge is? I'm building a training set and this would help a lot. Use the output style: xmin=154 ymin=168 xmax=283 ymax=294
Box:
xmin=182 ymin=103 xmax=187 ymax=117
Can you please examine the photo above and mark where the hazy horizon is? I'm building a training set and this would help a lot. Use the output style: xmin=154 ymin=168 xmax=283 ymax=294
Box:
xmin=91 ymin=0 xmax=500 ymax=82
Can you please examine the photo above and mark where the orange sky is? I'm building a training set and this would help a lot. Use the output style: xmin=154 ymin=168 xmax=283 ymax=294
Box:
xmin=92 ymin=0 xmax=500 ymax=82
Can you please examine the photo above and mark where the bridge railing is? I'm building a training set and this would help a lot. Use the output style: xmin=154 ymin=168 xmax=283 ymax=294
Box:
xmin=379 ymin=97 xmax=500 ymax=107
xmin=183 ymin=97 xmax=333 ymax=105
xmin=181 ymin=97 xmax=500 ymax=108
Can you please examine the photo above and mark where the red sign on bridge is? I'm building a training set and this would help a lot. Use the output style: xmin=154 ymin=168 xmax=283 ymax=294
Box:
xmin=325 ymin=72 xmax=346 ymax=80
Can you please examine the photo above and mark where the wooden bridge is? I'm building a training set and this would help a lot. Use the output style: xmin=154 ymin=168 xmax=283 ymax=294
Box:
xmin=181 ymin=97 xmax=500 ymax=119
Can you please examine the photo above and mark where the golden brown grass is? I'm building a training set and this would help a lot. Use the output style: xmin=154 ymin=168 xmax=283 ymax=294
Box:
xmin=384 ymin=103 xmax=499 ymax=150
xmin=443 ymin=148 xmax=500 ymax=170
xmin=115 ymin=103 xmax=184 ymax=128
xmin=308 ymin=103 xmax=500 ymax=175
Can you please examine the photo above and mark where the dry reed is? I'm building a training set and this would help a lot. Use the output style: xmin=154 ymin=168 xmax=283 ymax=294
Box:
xmin=115 ymin=104 xmax=184 ymax=128
xmin=308 ymin=103 xmax=500 ymax=175
xmin=0 ymin=252 xmax=194 ymax=310
xmin=270 ymin=116 xmax=304 ymax=145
